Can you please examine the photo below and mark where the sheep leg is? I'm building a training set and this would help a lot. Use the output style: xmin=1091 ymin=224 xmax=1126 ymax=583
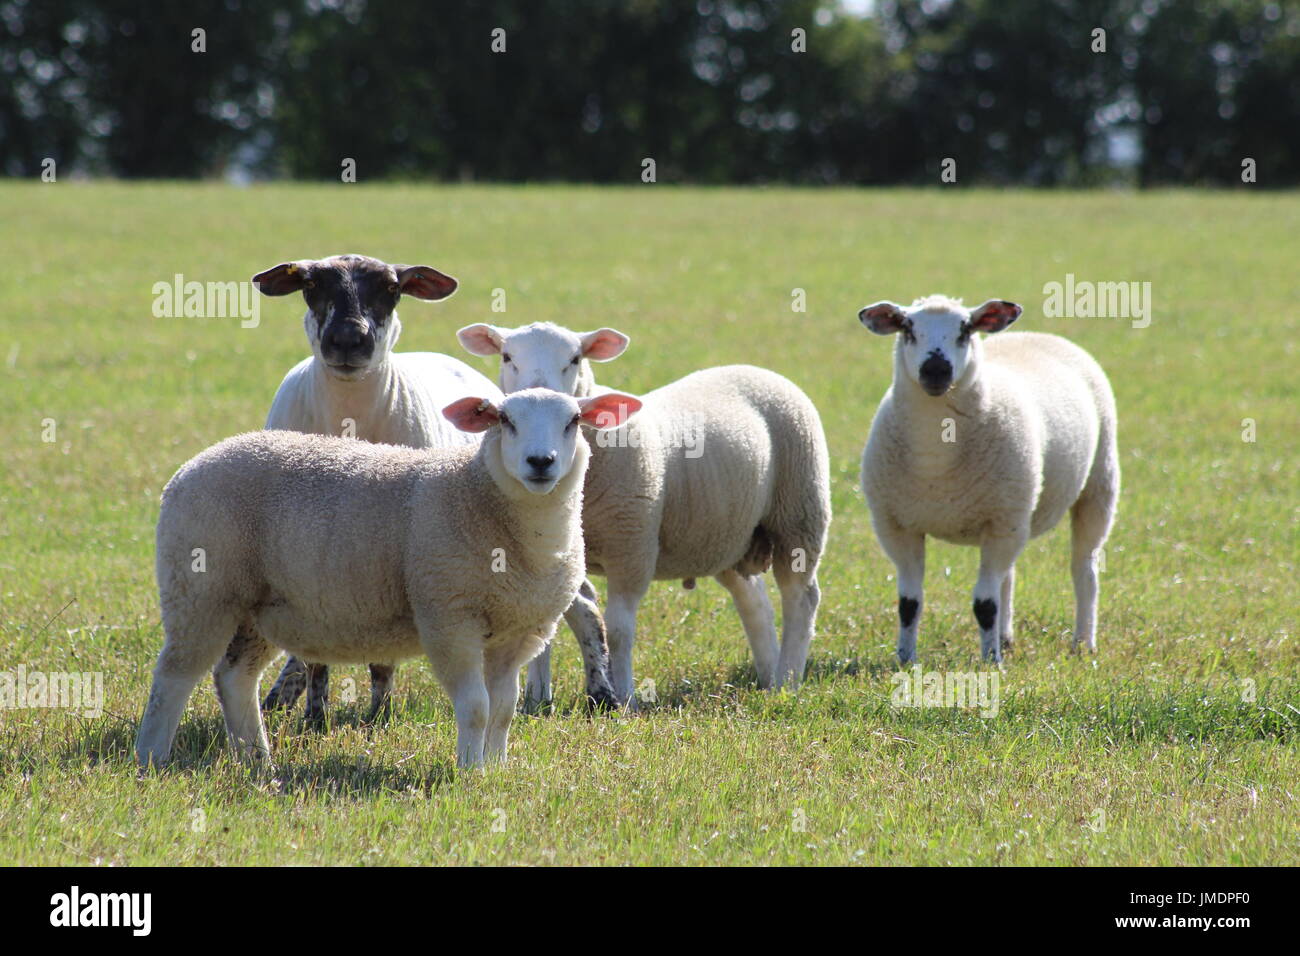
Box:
xmin=421 ymin=621 xmax=489 ymax=769
xmin=1070 ymin=496 xmax=1113 ymax=654
xmin=486 ymin=630 xmax=549 ymax=762
xmin=715 ymin=569 xmax=778 ymax=689
xmin=262 ymin=654 xmax=308 ymax=711
xmin=974 ymin=534 xmax=1024 ymax=664
xmin=876 ymin=525 xmax=926 ymax=664
xmin=365 ymin=663 xmax=396 ymax=723
xmin=302 ymin=663 xmax=330 ymax=727
xmin=137 ymin=607 xmax=241 ymax=769
xmin=212 ymin=628 xmax=278 ymax=761
xmin=773 ymin=564 xmax=820 ymax=691
xmin=567 ymin=579 xmax=618 ymax=710
xmin=604 ymin=584 xmax=648 ymax=708
xmin=523 ymin=644 xmax=553 ymax=715
xmin=1000 ymin=565 xmax=1016 ymax=652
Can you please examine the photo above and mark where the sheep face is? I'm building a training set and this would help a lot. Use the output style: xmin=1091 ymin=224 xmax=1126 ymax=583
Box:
xmin=457 ymin=322 xmax=629 ymax=395
xmin=253 ymin=255 xmax=458 ymax=380
xmin=859 ymin=296 xmax=1022 ymax=396
xmin=443 ymin=389 xmax=642 ymax=494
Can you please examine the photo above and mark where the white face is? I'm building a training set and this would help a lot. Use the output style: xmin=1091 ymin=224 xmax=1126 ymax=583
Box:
xmin=457 ymin=322 xmax=629 ymax=394
xmin=859 ymin=298 xmax=1021 ymax=396
xmin=895 ymin=306 xmax=974 ymax=396
xmin=499 ymin=325 xmax=585 ymax=393
xmin=495 ymin=389 xmax=585 ymax=494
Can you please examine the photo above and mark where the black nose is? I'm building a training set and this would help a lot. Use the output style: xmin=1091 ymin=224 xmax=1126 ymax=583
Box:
xmin=919 ymin=353 xmax=952 ymax=394
xmin=322 ymin=322 xmax=371 ymax=359
xmin=526 ymin=453 xmax=556 ymax=472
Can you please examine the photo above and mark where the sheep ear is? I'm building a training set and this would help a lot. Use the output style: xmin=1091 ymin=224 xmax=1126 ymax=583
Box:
xmin=394 ymin=265 xmax=458 ymax=301
xmin=579 ymin=328 xmax=630 ymax=362
xmin=457 ymin=324 xmax=505 ymax=356
xmin=253 ymin=261 xmax=314 ymax=296
xmin=859 ymin=301 xmax=908 ymax=335
xmin=578 ymin=392 xmax=641 ymax=429
xmin=443 ymin=396 xmax=500 ymax=432
xmin=968 ymin=300 xmax=1022 ymax=333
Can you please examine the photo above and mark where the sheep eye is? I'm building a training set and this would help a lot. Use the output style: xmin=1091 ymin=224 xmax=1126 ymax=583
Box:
xmin=569 ymin=355 xmax=581 ymax=366
xmin=387 ymin=283 xmax=398 ymax=294
xmin=498 ymin=413 xmax=514 ymax=431
xmin=304 ymin=279 xmax=316 ymax=290
xmin=901 ymin=322 xmax=916 ymax=344
xmin=502 ymin=353 xmax=513 ymax=364
xmin=567 ymin=414 xmax=581 ymax=429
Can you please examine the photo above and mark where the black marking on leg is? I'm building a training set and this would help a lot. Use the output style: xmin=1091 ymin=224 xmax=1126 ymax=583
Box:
xmin=898 ymin=596 xmax=919 ymax=629
xmin=973 ymin=597 xmax=997 ymax=632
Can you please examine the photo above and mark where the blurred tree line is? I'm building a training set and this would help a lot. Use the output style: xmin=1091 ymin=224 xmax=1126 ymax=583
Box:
xmin=2 ymin=0 xmax=1298 ymax=185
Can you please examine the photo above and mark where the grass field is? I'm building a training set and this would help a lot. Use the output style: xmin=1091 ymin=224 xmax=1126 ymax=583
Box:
xmin=1 ymin=182 xmax=1297 ymax=865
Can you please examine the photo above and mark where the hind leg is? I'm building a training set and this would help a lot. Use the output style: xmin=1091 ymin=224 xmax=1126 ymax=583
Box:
xmin=137 ymin=606 xmax=241 ymax=769
xmin=715 ymin=569 xmax=778 ymax=689
xmin=1070 ymin=495 xmax=1115 ymax=654
xmin=1000 ymin=565 xmax=1016 ymax=652
xmin=773 ymin=557 xmax=821 ymax=690
xmin=262 ymin=655 xmax=308 ymax=711
xmin=212 ymin=627 xmax=278 ymax=760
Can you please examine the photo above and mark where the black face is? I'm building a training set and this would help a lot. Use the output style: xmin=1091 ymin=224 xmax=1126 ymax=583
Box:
xmin=303 ymin=256 xmax=401 ymax=372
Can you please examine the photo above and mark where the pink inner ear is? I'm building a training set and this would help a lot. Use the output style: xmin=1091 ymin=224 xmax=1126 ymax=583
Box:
xmin=861 ymin=304 xmax=906 ymax=333
xmin=458 ymin=325 xmax=502 ymax=356
xmin=579 ymin=393 xmax=642 ymax=427
xmin=971 ymin=301 xmax=1021 ymax=331
xmin=582 ymin=330 xmax=628 ymax=361
xmin=443 ymin=397 xmax=498 ymax=432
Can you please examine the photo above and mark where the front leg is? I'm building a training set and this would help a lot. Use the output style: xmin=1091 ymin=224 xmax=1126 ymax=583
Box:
xmin=523 ymin=645 xmax=553 ymax=715
xmin=875 ymin=521 xmax=926 ymax=664
xmin=365 ymin=662 xmax=396 ymax=723
xmin=302 ymin=662 xmax=330 ymax=727
xmin=563 ymin=578 xmax=617 ymax=710
xmin=419 ymin=616 xmax=489 ymax=769
xmin=974 ymin=533 xmax=1026 ymax=664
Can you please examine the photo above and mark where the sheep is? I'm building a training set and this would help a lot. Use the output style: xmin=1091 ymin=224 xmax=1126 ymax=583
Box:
xmin=135 ymin=388 xmax=641 ymax=770
xmin=457 ymin=321 xmax=832 ymax=706
xmin=251 ymin=253 xmax=505 ymax=724
xmin=856 ymin=295 xmax=1120 ymax=664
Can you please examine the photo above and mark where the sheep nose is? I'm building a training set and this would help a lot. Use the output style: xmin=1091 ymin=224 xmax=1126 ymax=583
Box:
xmin=919 ymin=354 xmax=953 ymax=394
xmin=324 ymin=322 xmax=367 ymax=353
xmin=526 ymin=453 xmax=557 ymax=472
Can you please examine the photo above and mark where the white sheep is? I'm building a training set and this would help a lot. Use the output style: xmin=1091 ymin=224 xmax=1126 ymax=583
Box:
xmin=458 ymin=321 xmax=832 ymax=705
xmin=135 ymin=388 xmax=641 ymax=770
xmin=251 ymin=254 xmax=504 ymax=722
xmin=857 ymin=295 xmax=1120 ymax=663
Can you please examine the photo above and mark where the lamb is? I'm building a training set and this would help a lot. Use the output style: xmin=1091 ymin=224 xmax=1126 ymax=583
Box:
xmin=135 ymin=388 xmax=641 ymax=770
xmin=856 ymin=295 xmax=1120 ymax=664
xmin=458 ymin=321 xmax=832 ymax=706
xmin=252 ymin=253 xmax=505 ymax=723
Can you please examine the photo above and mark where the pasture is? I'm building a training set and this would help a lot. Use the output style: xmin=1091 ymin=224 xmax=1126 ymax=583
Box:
xmin=1 ymin=182 xmax=1296 ymax=865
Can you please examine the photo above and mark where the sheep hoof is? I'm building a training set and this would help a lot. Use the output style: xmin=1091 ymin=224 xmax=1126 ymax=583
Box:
xmin=585 ymin=686 xmax=620 ymax=714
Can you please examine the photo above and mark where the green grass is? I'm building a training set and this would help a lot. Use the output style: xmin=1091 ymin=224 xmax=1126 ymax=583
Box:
xmin=1 ymin=182 xmax=1297 ymax=865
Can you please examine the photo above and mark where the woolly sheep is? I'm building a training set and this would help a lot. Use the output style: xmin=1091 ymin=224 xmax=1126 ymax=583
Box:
xmin=458 ymin=321 xmax=832 ymax=706
xmin=252 ymin=253 xmax=504 ymax=723
xmin=135 ymin=388 xmax=641 ymax=770
xmin=857 ymin=295 xmax=1120 ymax=664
